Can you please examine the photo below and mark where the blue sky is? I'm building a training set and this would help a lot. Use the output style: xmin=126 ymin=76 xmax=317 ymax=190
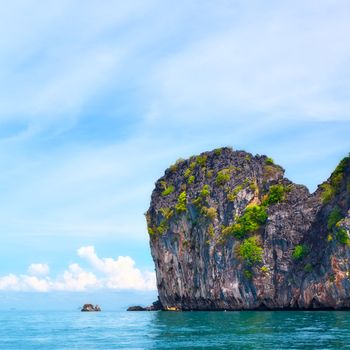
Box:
xmin=0 ymin=1 xmax=350 ymax=303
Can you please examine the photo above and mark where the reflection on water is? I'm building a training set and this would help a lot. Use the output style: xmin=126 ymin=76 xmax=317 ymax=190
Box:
xmin=148 ymin=311 xmax=350 ymax=349
xmin=0 ymin=310 xmax=350 ymax=349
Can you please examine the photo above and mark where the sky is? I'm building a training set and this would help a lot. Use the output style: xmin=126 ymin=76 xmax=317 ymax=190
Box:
xmin=0 ymin=0 xmax=350 ymax=308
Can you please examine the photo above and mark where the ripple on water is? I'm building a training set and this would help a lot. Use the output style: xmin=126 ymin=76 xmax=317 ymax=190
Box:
xmin=1 ymin=310 xmax=350 ymax=349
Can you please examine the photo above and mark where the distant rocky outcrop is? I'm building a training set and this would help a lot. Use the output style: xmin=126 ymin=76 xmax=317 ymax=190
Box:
xmin=81 ymin=304 xmax=101 ymax=312
xmin=127 ymin=300 xmax=162 ymax=311
xmin=147 ymin=147 xmax=350 ymax=310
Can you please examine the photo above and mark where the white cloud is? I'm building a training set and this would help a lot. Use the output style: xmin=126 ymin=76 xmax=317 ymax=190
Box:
xmin=52 ymin=264 xmax=98 ymax=292
xmin=0 ymin=274 xmax=50 ymax=292
xmin=0 ymin=246 xmax=156 ymax=292
xmin=78 ymin=246 xmax=156 ymax=290
xmin=28 ymin=263 xmax=50 ymax=276
xmin=20 ymin=276 xmax=50 ymax=292
xmin=0 ymin=274 xmax=20 ymax=291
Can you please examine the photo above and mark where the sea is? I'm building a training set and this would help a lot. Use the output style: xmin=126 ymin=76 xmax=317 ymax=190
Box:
xmin=1 ymin=310 xmax=350 ymax=349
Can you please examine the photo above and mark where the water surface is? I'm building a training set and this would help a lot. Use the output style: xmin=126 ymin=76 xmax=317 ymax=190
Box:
xmin=1 ymin=310 xmax=350 ymax=349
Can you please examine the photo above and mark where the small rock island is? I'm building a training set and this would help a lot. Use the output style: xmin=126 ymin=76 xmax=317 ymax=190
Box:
xmin=146 ymin=147 xmax=350 ymax=310
xmin=81 ymin=304 xmax=101 ymax=312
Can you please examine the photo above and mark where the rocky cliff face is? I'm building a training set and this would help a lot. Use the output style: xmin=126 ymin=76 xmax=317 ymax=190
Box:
xmin=147 ymin=148 xmax=350 ymax=310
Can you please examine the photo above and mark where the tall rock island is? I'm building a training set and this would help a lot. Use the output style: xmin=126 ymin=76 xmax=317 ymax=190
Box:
xmin=147 ymin=147 xmax=350 ymax=310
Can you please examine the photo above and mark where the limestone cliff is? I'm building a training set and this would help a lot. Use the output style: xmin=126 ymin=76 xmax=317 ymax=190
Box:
xmin=147 ymin=147 xmax=350 ymax=310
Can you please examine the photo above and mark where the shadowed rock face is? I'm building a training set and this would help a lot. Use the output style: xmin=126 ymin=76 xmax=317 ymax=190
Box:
xmin=147 ymin=148 xmax=350 ymax=310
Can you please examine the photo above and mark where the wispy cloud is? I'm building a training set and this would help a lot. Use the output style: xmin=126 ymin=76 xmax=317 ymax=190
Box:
xmin=149 ymin=1 xmax=350 ymax=123
xmin=0 ymin=0 xmax=154 ymax=131
xmin=0 ymin=246 xmax=155 ymax=292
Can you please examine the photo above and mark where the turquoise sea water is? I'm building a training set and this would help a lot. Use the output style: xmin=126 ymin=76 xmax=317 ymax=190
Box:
xmin=1 ymin=310 xmax=350 ymax=349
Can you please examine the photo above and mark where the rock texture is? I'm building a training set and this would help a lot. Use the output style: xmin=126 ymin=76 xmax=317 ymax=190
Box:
xmin=147 ymin=148 xmax=350 ymax=310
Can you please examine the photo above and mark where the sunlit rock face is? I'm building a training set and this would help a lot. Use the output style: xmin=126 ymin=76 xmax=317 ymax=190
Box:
xmin=147 ymin=147 xmax=350 ymax=310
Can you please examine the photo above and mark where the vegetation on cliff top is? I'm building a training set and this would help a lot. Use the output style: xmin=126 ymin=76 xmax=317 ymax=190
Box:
xmin=175 ymin=191 xmax=187 ymax=213
xmin=160 ymin=181 xmax=174 ymax=196
xmin=237 ymin=236 xmax=263 ymax=266
xmin=327 ymin=206 xmax=342 ymax=230
xmin=263 ymin=184 xmax=290 ymax=205
xmin=148 ymin=149 xmax=349 ymax=247
xmin=292 ymin=244 xmax=309 ymax=260
xmin=327 ymin=206 xmax=349 ymax=245
xmin=222 ymin=204 xmax=267 ymax=238
xmin=148 ymin=148 xmax=288 ymax=237
xmin=320 ymin=154 xmax=350 ymax=203
xmin=216 ymin=168 xmax=232 ymax=186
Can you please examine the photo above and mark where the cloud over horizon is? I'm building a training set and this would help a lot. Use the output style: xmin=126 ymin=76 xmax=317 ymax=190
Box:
xmin=0 ymin=246 xmax=156 ymax=292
